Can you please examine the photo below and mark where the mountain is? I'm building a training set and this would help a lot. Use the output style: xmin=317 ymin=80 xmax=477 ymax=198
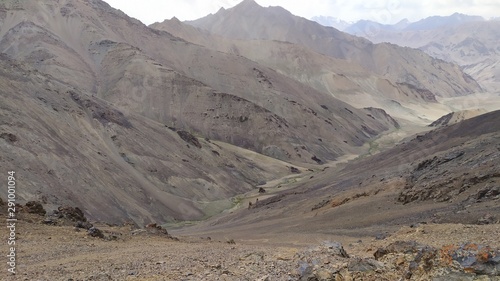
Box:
xmin=352 ymin=17 xmax=500 ymax=93
xmin=175 ymin=110 xmax=500 ymax=238
xmin=344 ymin=19 xmax=409 ymax=36
xmin=418 ymin=21 xmax=500 ymax=92
xmin=311 ymin=15 xmax=352 ymax=30
xmin=0 ymin=0 xmax=404 ymax=224
xmin=151 ymin=18 xmax=450 ymax=124
xmin=404 ymin=13 xmax=484 ymax=31
xmin=0 ymin=53 xmax=297 ymax=225
xmin=0 ymin=0 xmax=494 ymax=228
xmin=0 ymin=0 xmax=403 ymax=165
xmin=186 ymin=0 xmax=482 ymax=105
xmin=1 ymin=1 xmax=499 ymax=278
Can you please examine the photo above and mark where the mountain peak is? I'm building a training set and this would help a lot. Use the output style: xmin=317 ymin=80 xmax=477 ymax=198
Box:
xmin=238 ymin=0 xmax=261 ymax=7
xmin=231 ymin=0 xmax=263 ymax=11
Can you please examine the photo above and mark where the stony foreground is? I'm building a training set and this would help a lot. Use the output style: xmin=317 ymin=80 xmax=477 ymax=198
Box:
xmin=1 ymin=209 xmax=500 ymax=281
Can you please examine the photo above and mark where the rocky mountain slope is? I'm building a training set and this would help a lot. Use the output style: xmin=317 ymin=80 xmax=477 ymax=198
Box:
xmin=0 ymin=54 xmax=300 ymax=225
xmin=176 ymin=110 xmax=500 ymax=240
xmin=0 ymin=0 xmax=399 ymax=165
xmin=348 ymin=16 xmax=500 ymax=93
xmin=0 ymin=1 xmax=498 ymax=279
xmin=186 ymin=0 xmax=482 ymax=103
xmin=0 ymin=0 xmax=495 ymax=228
xmin=429 ymin=109 xmax=488 ymax=127
xmin=0 ymin=0 xmax=404 ymax=224
xmin=151 ymin=18 xmax=446 ymax=124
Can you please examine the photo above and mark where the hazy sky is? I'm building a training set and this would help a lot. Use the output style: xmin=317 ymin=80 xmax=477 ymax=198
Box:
xmin=103 ymin=0 xmax=500 ymax=25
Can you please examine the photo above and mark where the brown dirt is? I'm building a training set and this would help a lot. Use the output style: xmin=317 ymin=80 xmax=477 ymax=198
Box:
xmin=2 ymin=212 xmax=499 ymax=280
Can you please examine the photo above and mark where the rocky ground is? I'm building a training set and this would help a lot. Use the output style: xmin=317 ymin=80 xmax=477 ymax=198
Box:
xmin=1 ymin=203 xmax=499 ymax=281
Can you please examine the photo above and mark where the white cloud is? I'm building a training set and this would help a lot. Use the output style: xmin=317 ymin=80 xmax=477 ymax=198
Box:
xmin=103 ymin=0 xmax=241 ymax=24
xmin=102 ymin=0 xmax=500 ymax=25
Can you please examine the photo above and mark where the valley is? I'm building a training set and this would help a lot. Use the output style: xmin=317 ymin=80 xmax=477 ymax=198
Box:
xmin=0 ymin=0 xmax=498 ymax=280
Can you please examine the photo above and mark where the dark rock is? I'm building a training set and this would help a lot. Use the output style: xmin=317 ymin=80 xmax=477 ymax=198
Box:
xmin=69 ymin=90 xmax=132 ymax=128
xmin=25 ymin=201 xmax=46 ymax=215
xmin=119 ymin=152 xmax=134 ymax=165
xmin=0 ymin=132 xmax=18 ymax=143
xmin=311 ymin=155 xmax=322 ymax=164
xmin=442 ymin=243 xmax=500 ymax=276
xmin=299 ymin=266 xmax=318 ymax=281
xmin=43 ymin=218 xmax=55 ymax=225
xmin=177 ymin=130 xmax=201 ymax=148
xmin=75 ymin=220 xmax=93 ymax=230
xmin=413 ymin=246 xmax=438 ymax=272
xmin=348 ymin=258 xmax=384 ymax=272
xmin=374 ymin=248 xmax=389 ymax=260
xmin=144 ymin=223 xmax=171 ymax=236
xmin=311 ymin=199 xmax=330 ymax=211
xmin=258 ymin=187 xmax=266 ymax=193
xmin=374 ymin=241 xmax=425 ymax=260
xmin=429 ymin=112 xmax=454 ymax=127
xmin=477 ymin=186 xmax=500 ymax=200
xmin=324 ymin=241 xmax=349 ymax=258
xmin=477 ymin=213 xmax=496 ymax=225
xmin=58 ymin=206 xmax=87 ymax=222
xmin=88 ymin=227 xmax=104 ymax=238
xmin=290 ymin=166 xmax=301 ymax=174
xmin=442 ymin=151 xmax=464 ymax=162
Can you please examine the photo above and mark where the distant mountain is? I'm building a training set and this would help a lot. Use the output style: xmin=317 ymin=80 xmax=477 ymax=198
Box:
xmin=313 ymin=12 xmax=483 ymax=35
xmin=344 ymin=19 xmax=409 ymax=36
xmin=186 ymin=0 xmax=482 ymax=103
xmin=311 ymin=16 xmax=352 ymax=30
xmin=405 ymin=13 xmax=484 ymax=31
xmin=348 ymin=15 xmax=499 ymax=93
xmin=153 ymin=18 xmax=436 ymax=123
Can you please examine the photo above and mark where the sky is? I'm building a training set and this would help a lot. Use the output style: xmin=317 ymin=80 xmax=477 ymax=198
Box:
xmin=103 ymin=0 xmax=500 ymax=25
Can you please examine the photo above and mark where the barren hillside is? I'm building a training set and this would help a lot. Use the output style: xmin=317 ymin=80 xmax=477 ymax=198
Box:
xmin=351 ymin=18 xmax=500 ymax=93
xmin=0 ymin=0 xmax=399 ymax=165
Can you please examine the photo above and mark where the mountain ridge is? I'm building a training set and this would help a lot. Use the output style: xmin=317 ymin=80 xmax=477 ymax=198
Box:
xmin=0 ymin=0 xmax=495 ymax=228
xmin=186 ymin=0 xmax=482 ymax=102
xmin=0 ymin=0 xmax=403 ymax=225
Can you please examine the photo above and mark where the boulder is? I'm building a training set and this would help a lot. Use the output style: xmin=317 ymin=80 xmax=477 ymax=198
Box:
xmin=25 ymin=201 xmax=46 ymax=215
xmin=88 ymin=227 xmax=104 ymax=238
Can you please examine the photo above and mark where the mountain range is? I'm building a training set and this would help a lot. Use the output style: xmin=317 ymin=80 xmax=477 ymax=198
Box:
xmin=321 ymin=13 xmax=499 ymax=93
xmin=0 ymin=0 xmax=496 ymax=230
